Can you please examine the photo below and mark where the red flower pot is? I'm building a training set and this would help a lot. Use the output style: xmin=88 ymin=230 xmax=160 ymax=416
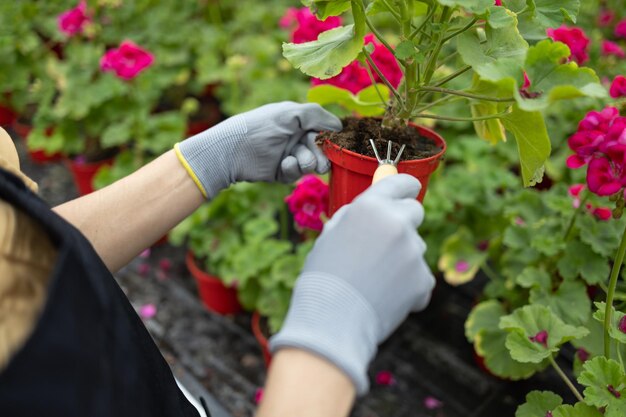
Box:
xmin=11 ymin=119 xmax=31 ymax=138
xmin=251 ymin=311 xmax=272 ymax=368
xmin=322 ymin=122 xmax=446 ymax=216
xmin=66 ymin=157 xmax=113 ymax=196
xmin=0 ymin=104 xmax=17 ymax=128
xmin=185 ymin=251 xmax=242 ymax=315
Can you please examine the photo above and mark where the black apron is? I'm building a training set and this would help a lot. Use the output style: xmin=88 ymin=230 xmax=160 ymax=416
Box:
xmin=0 ymin=168 xmax=203 ymax=417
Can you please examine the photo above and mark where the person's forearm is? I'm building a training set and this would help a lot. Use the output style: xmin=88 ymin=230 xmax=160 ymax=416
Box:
xmin=255 ymin=348 xmax=356 ymax=417
xmin=53 ymin=150 xmax=204 ymax=272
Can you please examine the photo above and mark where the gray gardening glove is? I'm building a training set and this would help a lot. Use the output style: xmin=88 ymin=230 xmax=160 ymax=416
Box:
xmin=269 ymin=174 xmax=436 ymax=395
xmin=174 ymin=101 xmax=342 ymax=198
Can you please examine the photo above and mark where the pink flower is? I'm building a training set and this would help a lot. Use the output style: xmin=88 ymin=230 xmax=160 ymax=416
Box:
xmin=546 ymin=25 xmax=590 ymax=65
xmin=280 ymin=7 xmax=342 ymax=44
xmin=254 ymin=388 xmax=264 ymax=404
xmin=616 ymin=19 xmax=626 ymax=39
xmin=578 ymin=107 xmax=620 ymax=132
xmin=610 ymin=75 xmax=626 ymax=98
xmin=529 ymin=330 xmax=549 ymax=348
xmin=599 ymin=9 xmax=615 ymax=27
xmin=139 ymin=303 xmax=157 ymax=319
xmin=494 ymin=0 xmax=502 ymax=5
xmin=602 ymin=41 xmax=626 ymax=59
xmin=593 ymin=206 xmax=613 ymax=220
xmin=57 ymin=1 xmax=90 ymax=37
xmin=568 ymin=184 xmax=585 ymax=197
xmin=577 ymin=348 xmax=590 ymax=362
xmin=100 ymin=41 xmax=154 ymax=80
xmin=139 ymin=248 xmax=151 ymax=258
xmin=285 ymin=175 xmax=329 ymax=231
xmin=619 ymin=316 xmax=626 ymax=333
xmin=375 ymin=370 xmax=396 ymax=386
xmin=423 ymin=396 xmax=443 ymax=410
xmin=586 ymin=156 xmax=624 ymax=196
xmin=455 ymin=260 xmax=470 ymax=273
xmin=312 ymin=34 xmax=402 ymax=94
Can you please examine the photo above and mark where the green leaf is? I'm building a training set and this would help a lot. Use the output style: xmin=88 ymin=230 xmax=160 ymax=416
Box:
xmin=243 ymin=217 xmax=278 ymax=244
xmin=530 ymin=280 xmax=591 ymax=326
xmin=515 ymin=267 xmax=551 ymax=290
xmin=477 ymin=329 xmax=549 ymax=379
xmin=471 ymin=100 xmax=507 ymax=144
xmin=515 ymin=390 xmax=562 ymax=417
xmin=592 ymin=302 xmax=626 ymax=345
xmin=101 ymin=119 xmax=133 ymax=148
xmin=514 ymin=40 xmax=606 ymax=112
xmin=438 ymin=227 xmax=489 ymax=285
xmin=551 ymin=402 xmax=604 ymax=417
xmin=436 ymin=0 xmax=493 ymax=14
xmin=578 ymin=357 xmax=626 ymax=416
xmin=466 ymin=300 xmax=506 ymax=342
xmin=557 ymin=241 xmax=610 ymax=285
xmin=487 ymin=6 xmax=516 ymax=28
xmin=395 ymin=40 xmax=417 ymax=60
xmin=509 ymin=0 xmax=581 ymax=41
xmin=577 ymin=215 xmax=621 ymax=257
xmin=283 ymin=24 xmax=364 ymax=79
xmin=307 ymin=84 xmax=389 ymax=116
xmin=303 ymin=0 xmax=352 ymax=19
xmin=500 ymin=305 xmax=589 ymax=363
xmin=501 ymin=105 xmax=551 ymax=187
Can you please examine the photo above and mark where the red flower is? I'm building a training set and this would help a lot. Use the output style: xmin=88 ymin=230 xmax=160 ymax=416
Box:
xmin=280 ymin=7 xmax=342 ymax=44
xmin=592 ymin=206 xmax=613 ymax=220
xmin=598 ymin=9 xmax=615 ymax=27
xmin=100 ymin=41 xmax=154 ymax=80
xmin=586 ymin=156 xmax=625 ymax=196
xmin=57 ymin=1 xmax=91 ymax=37
xmin=312 ymin=34 xmax=402 ymax=94
xmin=529 ymin=330 xmax=549 ymax=348
xmin=375 ymin=370 xmax=396 ymax=386
xmin=566 ymin=131 xmax=605 ymax=168
xmin=577 ymin=348 xmax=590 ymax=362
xmin=610 ymin=75 xmax=626 ymax=98
xmin=602 ymin=41 xmax=626 ymax=59
xmin=616 ymin=19 xmax=626 ymax=39
xmin=494 ymin=0 xmax=502 ymax=5
xmin=578 ymin=107 xmax=620 ymax=132
xmin=285 ymin=175 xmax=329 ymax=231
xmin=546 ymin=25 xmax=590 ymax=65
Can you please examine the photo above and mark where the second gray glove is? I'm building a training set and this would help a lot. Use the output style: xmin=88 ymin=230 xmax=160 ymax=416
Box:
xmin=269 ymin=174 xmax=436 ymax=395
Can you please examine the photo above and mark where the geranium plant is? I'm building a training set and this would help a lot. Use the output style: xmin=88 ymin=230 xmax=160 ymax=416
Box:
xmin=461 ymin=105 xmax=626 ymax=415
xmin=283 ymin=0 xmax=608 ymax=186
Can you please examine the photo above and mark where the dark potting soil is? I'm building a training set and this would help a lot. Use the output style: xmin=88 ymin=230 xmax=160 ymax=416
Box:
xmin=318 ymin=117 xmax=442 ymax=161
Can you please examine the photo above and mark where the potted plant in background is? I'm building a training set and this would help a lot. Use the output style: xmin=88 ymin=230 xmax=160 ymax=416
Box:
xmin=282 ymin=0 xmax=607 ymax=214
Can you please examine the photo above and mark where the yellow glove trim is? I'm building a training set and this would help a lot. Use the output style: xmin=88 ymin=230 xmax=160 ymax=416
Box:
xmin=174 ymin=143 xmax=208 ymax=199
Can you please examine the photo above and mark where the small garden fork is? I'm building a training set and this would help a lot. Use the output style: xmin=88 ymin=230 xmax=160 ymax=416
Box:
xmin=369 ymin=139 xmax=406 ymax=184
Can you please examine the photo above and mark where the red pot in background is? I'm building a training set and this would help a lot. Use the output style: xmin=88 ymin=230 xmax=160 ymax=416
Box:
xmin=11 ymin=119 xmax=32 ymax=138
xmin=24 ymin=129 xmax=64 ymax=164
xmin=66 ymin=157 xmax=113 ymax=196
xmin=0 ymin=104 xmax=17 ymax=128
xmin=185 ymin=251 xmax=242 ymax=315
xmin=251 ymin=311 xmax=272 ymax=368
xmin=322 ymin=123 xmax=446 ymax=216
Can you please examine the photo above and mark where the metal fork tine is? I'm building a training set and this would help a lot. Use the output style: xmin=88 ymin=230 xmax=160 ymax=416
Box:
xmin=387 ymin=141 xmax=392 ymax=161
xmin=369 ymin=139 xmax=382 ymax=162
xmin=394 ymin=144 xmax=406 ymax=165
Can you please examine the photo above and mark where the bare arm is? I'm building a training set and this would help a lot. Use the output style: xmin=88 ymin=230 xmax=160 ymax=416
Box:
xmin=256 ymin=349 xmax=356 ymax=417
xmin=53 ymin=150 xmax=204 ymax=272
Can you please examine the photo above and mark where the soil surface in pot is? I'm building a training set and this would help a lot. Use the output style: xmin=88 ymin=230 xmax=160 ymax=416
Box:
xmin=319 ymin=117 xmax=442 ymax=160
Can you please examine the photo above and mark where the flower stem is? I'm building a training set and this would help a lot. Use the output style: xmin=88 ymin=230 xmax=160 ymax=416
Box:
xmin=604 ymin=223 xmax=626 ymax=358
xmin=412 ymin=110 xmax=510 ymax=122
xmin=409 ymin=4 xmax=436 ymax=40
xmin=362 ymin=47 xmax=403 ymax=107
xmin=432 ymin=65 xmax=472 ymax=87
xmin=564 ymin=191 xmax=590 ymax=241
xmin=442 ymin=18 xmax=478 ymax=43
xmin=419 ymin=86 xmax=515 ymax=102
xmin=363 ymin=59 xmax=387 ymax=106
xmin=413 ymin=94 xmax=456 ymax=114
xmin=549 ymin=355 xmax=584 ymax=402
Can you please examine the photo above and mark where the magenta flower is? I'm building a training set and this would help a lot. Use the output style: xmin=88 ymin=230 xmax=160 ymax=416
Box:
xmin=254 ymin=387 xmax=264 ymax=404
xmin=57 ymin=1 xmax=91 ymax=37
xmin=587 ymin=156 xmax=624 ymax=196
xmin=375 ymin=370 xmax=396 ymax=386
xmin=139 ymin=303 xmax=157 ymax=319
xmin=578 ymin=107 xmax=620 ymax=132
xmin=280 ymin=7 xmax=342 ymax=44
xmin=312 ymin=34 xmax=402 ymax=94
xmin=285 ymin=175 xmax=329 ymax=231
xmin=616 ymin=19 xmax=626 ymax=39
xmin=610 ymin=75 xmax=626 ymax=98
xmin=566 ymin=131 xmax=605 ymax=168
xmin=423 ymin=396 xmax=443 ymax=410
xmin=100 ymin=41 xmax=154 ymax=80
xmin=593 ymin=206 xmax=613 ymax=220
xmin=568 ymin=184 xmax=585 ymax=198
xmin=494 ymin=0 xmax=502 ymax=5
xmin=619 ymin=316 xmax=626 ymax=333
xmin=598 ymin=9 xmax=615 ymax=27
xmin=577 ymin=348 xmax=590 ymax=362
xmin=602 ymin=41 xmax=626 ymax=59
xmin=529 ymin=330 xmax=549 ymax=348
xmin=546 ymin=25 xmax=590 ymax=64
xmin=455 ymin=260 xmax=470 ymax=273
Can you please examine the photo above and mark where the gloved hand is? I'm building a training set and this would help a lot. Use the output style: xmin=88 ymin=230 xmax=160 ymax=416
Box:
xmin=269 ymin=174 xmax=435 ymax=395
xmin=174 ymin=101 xmax=342 ymax=198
